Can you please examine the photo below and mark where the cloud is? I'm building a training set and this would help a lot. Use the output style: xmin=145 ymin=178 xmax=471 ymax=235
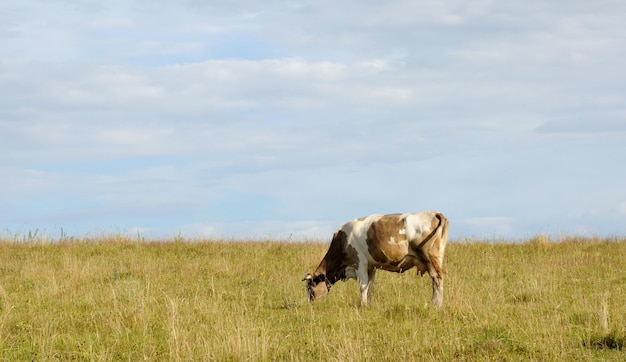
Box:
xmin=535 ymin=115 xmax=626 ymax=135
xmin=1 ymin=0 xmax=625 ymax=240
xmin=90 ymin=17 xmax=134 ymax=29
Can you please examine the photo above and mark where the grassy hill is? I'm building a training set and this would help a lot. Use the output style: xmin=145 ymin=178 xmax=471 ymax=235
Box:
xmin=0 ymin=235 xmax=624 ymax=360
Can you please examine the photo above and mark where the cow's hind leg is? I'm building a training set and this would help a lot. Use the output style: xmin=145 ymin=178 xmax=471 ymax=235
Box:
xmin=366 ymin=268 xmax=376 ymax=305
xmin=429 ymin=267 xmax=443 ymax=308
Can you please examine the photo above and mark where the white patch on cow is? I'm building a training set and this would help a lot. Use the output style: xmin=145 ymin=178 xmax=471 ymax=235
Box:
xmin=404 ymin=212 xmax=438 ymax=240
xmin=399 ymin=228 xmax=406 ymax=235
xmin=388 ymin=236 xmax=396 ymax=243
xmin=345 ymin=266 xmax=357 ymax=279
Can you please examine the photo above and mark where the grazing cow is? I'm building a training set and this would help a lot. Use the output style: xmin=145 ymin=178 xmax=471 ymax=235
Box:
xmin=303 ymin=212 xmax=449 ymax=307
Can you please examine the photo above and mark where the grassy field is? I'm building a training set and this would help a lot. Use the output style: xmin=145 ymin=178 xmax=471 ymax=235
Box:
xmin=0 ymin=234 xmax=624 ymax=361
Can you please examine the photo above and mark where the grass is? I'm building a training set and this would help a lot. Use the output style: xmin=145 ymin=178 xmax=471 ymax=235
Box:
xmin=0 ymin=234 xmax=624 ymax=360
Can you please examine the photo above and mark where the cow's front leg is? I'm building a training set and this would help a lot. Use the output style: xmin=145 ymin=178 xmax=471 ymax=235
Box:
xmin=356 ymin=266 xmax=373 ymax=307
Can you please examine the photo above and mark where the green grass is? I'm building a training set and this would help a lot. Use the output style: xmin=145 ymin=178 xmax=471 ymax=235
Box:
xmin=0 ymin=235 xmax=624 ymax=360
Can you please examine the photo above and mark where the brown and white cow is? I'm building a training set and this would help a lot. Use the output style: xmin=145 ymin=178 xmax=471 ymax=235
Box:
xmin=303 ymin=212 xmax=449 ymax=307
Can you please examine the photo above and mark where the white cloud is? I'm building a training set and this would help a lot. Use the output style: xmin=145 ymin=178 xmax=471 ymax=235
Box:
xmin=90 ymin=17 xmax=134 ymax=29
xmin=1 ymin=0 xmax=625 ymax=239
xmin=535 ymin=114 xmax=626 ymax=135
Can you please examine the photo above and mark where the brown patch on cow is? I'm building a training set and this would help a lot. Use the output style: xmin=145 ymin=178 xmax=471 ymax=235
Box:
xmin=306 ymin=230 xmax=361 ymax=303
xmin=321 ymin=230 xmax=348 ymax=283
xmin=327 ymin=231 xmax=359 ymax=282
xmin=366 ymin=214 xmax=409 ymax=264
xmin=344 ymin=243 xmax=359 ymax=271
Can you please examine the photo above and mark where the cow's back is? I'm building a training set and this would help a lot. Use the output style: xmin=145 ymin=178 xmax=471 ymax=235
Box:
xmin=342 ymin=212 xmax=444 ymax=271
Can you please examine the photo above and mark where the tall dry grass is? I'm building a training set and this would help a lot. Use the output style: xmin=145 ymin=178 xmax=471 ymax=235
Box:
xmin=0 ymin=234 xmax=624 ymax=360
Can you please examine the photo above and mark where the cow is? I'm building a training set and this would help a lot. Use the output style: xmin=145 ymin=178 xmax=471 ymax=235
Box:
xmin=303 ymin=212 xmax=449 ymax=308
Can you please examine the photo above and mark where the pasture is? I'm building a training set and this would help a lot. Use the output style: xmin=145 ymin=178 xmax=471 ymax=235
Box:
xmin=0 ymin=235 xmax=624 ymax=361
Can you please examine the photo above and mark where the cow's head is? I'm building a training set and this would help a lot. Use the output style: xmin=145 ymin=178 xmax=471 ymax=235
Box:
xmin=302 ymin=273 xmax=330 ymax=303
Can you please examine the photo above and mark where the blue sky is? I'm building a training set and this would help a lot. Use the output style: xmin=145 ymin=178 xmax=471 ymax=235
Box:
xmin=1 ymin=0 xmax=625 ymax=240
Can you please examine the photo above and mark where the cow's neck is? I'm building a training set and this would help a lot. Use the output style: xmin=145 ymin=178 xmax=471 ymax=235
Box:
xmin=315 ymin=258 xmax=344 ymax=286
xmin=313 ymin=259 xmax=328 ymax=278
xmin=312 ymin=259 xmax=334 ymax=290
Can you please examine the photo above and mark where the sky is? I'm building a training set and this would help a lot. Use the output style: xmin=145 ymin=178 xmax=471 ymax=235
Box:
xmin=1 ymin=0 xmax=625 ymax=241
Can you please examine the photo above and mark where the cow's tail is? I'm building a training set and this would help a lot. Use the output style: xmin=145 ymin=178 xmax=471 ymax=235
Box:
xmin=431 ymin=213 xmax=448 ymax=276
xmin=411 ymin=213 xmax=448 ymax=276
